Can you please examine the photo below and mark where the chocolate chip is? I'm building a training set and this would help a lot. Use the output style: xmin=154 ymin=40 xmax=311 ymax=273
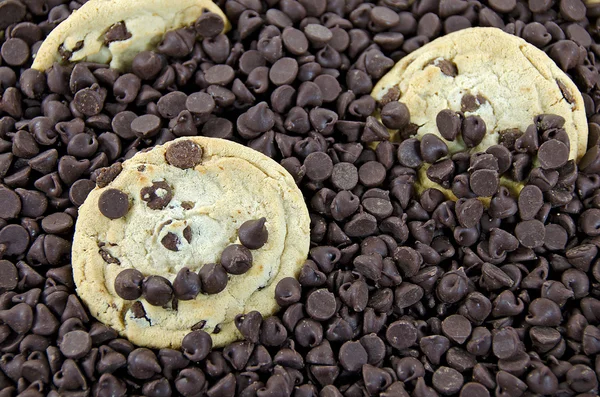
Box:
xmin=304 ymin=152 xmax=333 ymax=182
xmin=0 ymin=302 xmax=32 ymax=333
xmin=1 ymin=38 xmax=29 ymax=66
xmin=60 ymin=330 xmax=91 ymax=359
xmin=70 ymin=179 xmax=97 ymax=206
xmin=142 ymin=276 xmax=173 ymax=306
xmin=339 ymin=340 xmax=367 ymax=371
xmin=181 ymin=330 xmax=212 ymax=362
xmin=381 ymin=101 xmax=410 ymax=130
xmin=386 ymin=320 xmax=417 ymax=350
xmin=0 ymin=260 xmax=18 ymax=293
xmin=274 ymin=277 xmax=301 ymax=308
xmin=132 ymin=51 xmax=165 ymax=81
xmin=0 ymin=1 xmax=26 ymax=30
xmin=237 ymin=102 xmax=275 ymax=138
xmin=114 ymin=269 xmax=144 ymax=300
xmin=234 ymin=218 xmax=268 ymax=250
xmin=442 ymin=314 xmax=472 ymax=345
xmin=0 ymin=188 xmax=21 ymax=220
xmin=173 ymin=267 xmax=201 ymax=301
xmin=461 ymin=93 xmax=487 ymax=113
xmin=165 ymin=140 xmax=202 ymax=169
xmin=456 ymin=198 xmax=483 ymax=228
xmin=199 ymin=263 xmax=227 ymax=295
xmin=538 ymin=139 xmax=569 ymax=170
xmin=462 ymin=115 xmax=486 ymax=148
xmin=194 ymin=11 xmax=224 ymax=37
xmin=260 ymin=316 xmax=287 ymax=346
xmin=359 ymin=161 xmax=386 ymax=187
xmin=131 ymin=114 xmax=161 ymax=138
xmin=518 ymin=185 xmax=544 ymax=220
xmin=470 ymin=169 xmax=498 ymax=197
xmin=103 ymin=21 xmax=131 ymax=44
xmin=432 ymin=366 xmax=464 ymax=395
xmin=233 ymin=311 xmax=262 ymax=344
xmin=220 ymin=244 xmax=253 ymax=275
xmin=427 ymin=159 xmax=454 ymax=187
xmin=437 ymin=269 xmax=469 ymax=303
xmin=98 ymin=188 xmax=129 ymax=219
xmin=515 ymin=219 xmax=546 ymax=248
xmin=306 ymin=288 xmax=336 ymax=321
xmin=140 ymin=181 xmax=173 ymax=210
xmin=397 ymin=138 xmax=422 ymax=168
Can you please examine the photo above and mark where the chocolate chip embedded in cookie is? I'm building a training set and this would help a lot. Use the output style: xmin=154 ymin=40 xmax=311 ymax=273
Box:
xmin=72 ymin=137 xmax=310 ymax=348
xmin=32 ymin=0 xmax=230 ymax=71
xmin=165 ymin=140 xmax=203 ymax=169
xmin=372 ymin=27 xmax=588 ymax=200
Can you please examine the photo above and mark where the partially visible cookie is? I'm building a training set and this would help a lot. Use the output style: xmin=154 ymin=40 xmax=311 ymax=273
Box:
xmin=372 ymin=27 xmax=588 ymax=200
xmin=373 ymin=27 xmax=587 ymax=161
xmin=32 ymin=0 xmax=230 ymax=71
xmin=72 ymin=137 xmax=310 ymax=349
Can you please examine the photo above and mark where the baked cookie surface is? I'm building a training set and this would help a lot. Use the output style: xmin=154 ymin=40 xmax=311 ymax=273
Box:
xmin=32 ymin=0 xmax=230 ymax=71
xmin=72 ymin=137 xmax=310 ymax=348
xmin=372 ymin=27 xmax=588 ymax=198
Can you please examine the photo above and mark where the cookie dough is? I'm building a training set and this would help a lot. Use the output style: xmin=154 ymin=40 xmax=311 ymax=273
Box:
xmin=72 ymin=137 xmax=310 ymax=349
xmin=32 ymin=0 xmax=230 ymax=71
xmin=372 ymin=27 xmax=588 ymax=199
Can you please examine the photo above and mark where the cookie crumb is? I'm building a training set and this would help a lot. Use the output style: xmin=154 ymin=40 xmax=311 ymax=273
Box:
xmin=379 ymin=85 xmax=400 ymax=106
xmin=96 ymin=163 xmax=123 ymax=188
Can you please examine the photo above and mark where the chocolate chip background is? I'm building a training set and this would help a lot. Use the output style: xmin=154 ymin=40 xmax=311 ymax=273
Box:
xmin=1 ymin=0 xmax=600 ymax=396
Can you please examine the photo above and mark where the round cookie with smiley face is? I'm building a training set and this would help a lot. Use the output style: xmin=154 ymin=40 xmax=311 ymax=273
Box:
xmin=72 ymin=137 xmax=310 ymax=348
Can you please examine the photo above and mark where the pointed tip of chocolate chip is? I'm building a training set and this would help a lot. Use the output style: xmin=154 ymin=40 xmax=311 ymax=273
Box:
xmin=238 ymin=218 xmax=268 ymax=249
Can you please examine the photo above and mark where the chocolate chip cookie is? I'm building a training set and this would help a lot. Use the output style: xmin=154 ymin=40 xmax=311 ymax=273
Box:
xmin=72 ymin=137 xmax=310 ymax=348
xmin=32 ymin=0 xmax=230 ymax=71
xmin=376 ymin=29 xmax=585 ymax=198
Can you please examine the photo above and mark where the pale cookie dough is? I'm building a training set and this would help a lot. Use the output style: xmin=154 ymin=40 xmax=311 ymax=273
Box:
xmin=32 ymin=0 xmax=230 ymax=71
xmin=372 ymin=27 xmax=588 ymax=199
xmin=72 ymin=137 xmax=310 ymax=349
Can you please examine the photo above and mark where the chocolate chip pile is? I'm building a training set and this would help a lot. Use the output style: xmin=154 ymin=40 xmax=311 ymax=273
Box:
xmin=400 ymin=109 xmax=573 ymax=198
xmin=2 ymin=0 xmax=600 ymax=396
xmin=114 ymin=218 xmax=267 ymax=304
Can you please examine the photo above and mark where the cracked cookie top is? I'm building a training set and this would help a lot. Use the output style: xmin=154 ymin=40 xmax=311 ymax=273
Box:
xmin=72 ymin=137 xmax=310 ymax=348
